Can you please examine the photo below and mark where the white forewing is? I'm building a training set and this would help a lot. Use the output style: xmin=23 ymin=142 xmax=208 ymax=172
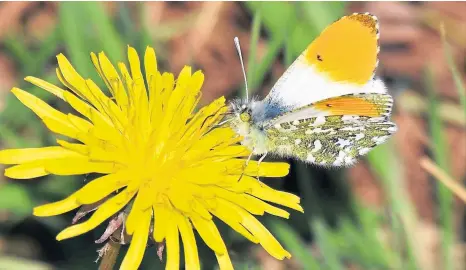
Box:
xmin=263 ymin=57 xmax=387 ymax=110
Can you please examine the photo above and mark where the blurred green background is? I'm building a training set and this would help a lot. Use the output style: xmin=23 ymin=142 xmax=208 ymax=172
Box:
xmin=0 ymin=2 xmax=465 ymax=269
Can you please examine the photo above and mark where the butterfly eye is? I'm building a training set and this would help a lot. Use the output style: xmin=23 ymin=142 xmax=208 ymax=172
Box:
xmin=239 ymin=112 xmax=251 ymax=122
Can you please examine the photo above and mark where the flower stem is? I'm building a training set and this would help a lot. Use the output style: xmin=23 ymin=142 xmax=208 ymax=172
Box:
xmin=98 ymin=240 xmax=121 ymax=270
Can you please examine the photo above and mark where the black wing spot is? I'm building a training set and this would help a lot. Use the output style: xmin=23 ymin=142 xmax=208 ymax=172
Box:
xmin=317 ymin=54 xmax=323 ymax=61
xmin=326 ymin=104 xmax=332 ymax=107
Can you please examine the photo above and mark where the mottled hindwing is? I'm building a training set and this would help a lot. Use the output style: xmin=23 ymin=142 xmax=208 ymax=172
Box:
xmin=266 ymin=115 xmax=397 ymax=167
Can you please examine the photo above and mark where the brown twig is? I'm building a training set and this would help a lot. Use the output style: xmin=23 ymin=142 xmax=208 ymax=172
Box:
xmin=420 ymin=156 xmax=466 ymax=203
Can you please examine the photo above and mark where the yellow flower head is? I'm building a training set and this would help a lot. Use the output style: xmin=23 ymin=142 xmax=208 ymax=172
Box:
xmin=0 ymin=46 xmax=303 ymax=269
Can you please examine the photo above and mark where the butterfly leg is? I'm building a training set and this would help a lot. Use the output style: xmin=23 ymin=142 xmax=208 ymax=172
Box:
xmin=238 ymin=151 xmax=254 ymax=182
xmin=256 ymin=152 xmax=268 ymax=181
xmin=215 ymin=118 xmax=234 ymax=127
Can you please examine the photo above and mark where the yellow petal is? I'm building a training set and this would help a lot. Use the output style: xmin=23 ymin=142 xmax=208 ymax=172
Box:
xmin=218 ymin=199 xmax=289 ymax=259
xmin=0 ymin=146 xmax=83 ymax=165
xmin=240 ymin=210 xmax=290 ymax=260
xmin=178 ymin=166 xmax=224 ymax=185
xmin=62 ymin=91 xmax=92 ymax=120
xmin=191 ymin=199 xmax=212 ymax=220
xmin=183 ymin=128 xmax=236 ymax=161
xmin=119 ymin=209 xmax=151 ymax=270
xmin=181 ymin=71 xmax=203 ymax=119
xmin=176 ymin=66 xmax=192 ymax=89
xmin=56 ymin=189 xmax=135 ymax=240
xmin=127 ymin=46 xmax=148 ymax=108
xmin=76 ymin=171 xmax=130 ymax=204
xmin=144 ymin=46 xmax=158 ymax=87
xmin=170 ymin=70 xmax=202 ymax=132
xmin=90 ymin=52 xmax=107 ymax=86
xmin=148 ymin=71 xmax=162 ymax=121
xmin=34 ymin=194 xmax=80 ymax=216
xmin=178 ymin=96 xmax=226 ymax=146
xmin=214 ymin=186 xmax=290 ymax=219
xmin=127 ymin=46 xmax=147 ymax=92
xmin=56 ymin=54 xmax=96 ymax=104
xmin=210 ymin=199 xmax=258 ymax=244
xmin=207 ymin=187 xmax=264 ymax=216
xmin=224 ymin=160 xmax=290 ymax=177
xmin=83 ymin=79 xmax=111 ymax=113
xmin=67 ymin=113 xmax=93 ymax=132
xmin=24 ymin=76 xmax=65 ymax=100
xmin=42 ymin=118 xmax=80 ymax=141
xmin=5 ymin=163 xmax=48 ymax=179
xmin=153 ymin=204 xmax=171 ymax=242
xmin=197 ymin=103 xmax=228 ymax=136
xmin=159 ymin=72 xmax=175 ymax=112
xmin=11 ymin=88 xmax=73 ymax=128
xmin=56 ymin=140 xmax=89 ymax=155
xmin=165 ymin=216 xmax=180 ymax=270
xmin=118 ymin=62 xmax=133 ymax=98
xmin=88 ymin=147 xmax=127 ymax=164
xmin=85 ymin=79 xmax=126 ymax=131
xmin=167 ymin=183 xmax=195 ymax=214
xmin=206 ymin=145 xmax=250 ymax=159
xmin=43 ymin=158 xmax=118 ymax=175
xmin=96 ymin=52 xmax=128 ymax=107
xmin=176 ymin=212 xmax=200 ymax=270
xmin=235 ymin=176 xmax=304 ymax=213
xmin=216 ymin=252 xmax=234 ymax=270
xmin=56 ymin=67 xmax=84 ymax=100
xmin=156 ymin=68 xmax=192 ymax=144
xmin=244 ymin=194 xmax=290 ymax=218
xmin=190 ymin=217 xmax=226 ymax=255
xmin=126 ymin=186 xmax=152 ymax=235
xmin=87 ymin=108 xmax=123 ymax=147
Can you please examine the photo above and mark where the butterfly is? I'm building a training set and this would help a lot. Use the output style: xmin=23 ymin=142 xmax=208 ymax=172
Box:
xmin=227 ymin=12 xmax=397 ymax=167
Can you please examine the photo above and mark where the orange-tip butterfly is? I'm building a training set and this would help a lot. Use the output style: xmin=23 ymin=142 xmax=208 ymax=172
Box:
xmin=227 ymin=13 xmax=397 ymax=167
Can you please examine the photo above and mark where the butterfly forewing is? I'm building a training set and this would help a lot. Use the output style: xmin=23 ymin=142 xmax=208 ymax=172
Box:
xmin=264 ymin=13 xmax=382 ymax=109
xmin=266 ymin=115 xmax=397 ymax=166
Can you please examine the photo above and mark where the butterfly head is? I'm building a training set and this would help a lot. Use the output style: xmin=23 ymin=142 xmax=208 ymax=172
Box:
xmin=227 ymin=99 xmax=268 ymax=155
xmin=229 ymin=98 xmax=255 ymax=124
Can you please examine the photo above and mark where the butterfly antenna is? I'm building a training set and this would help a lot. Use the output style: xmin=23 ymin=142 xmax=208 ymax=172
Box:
xmin=234 ymin=37 xmax=249 ymax=102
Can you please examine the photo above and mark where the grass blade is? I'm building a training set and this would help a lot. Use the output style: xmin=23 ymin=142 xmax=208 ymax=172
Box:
xmin=311 ymin=220 xmax=344 ymax=270
xmin=367 ymin=141 xmax=421 ymax=270
xmin=245 ymin=7 xmax=262 ymax=98
xmin=420 ymin=156 xmax=466 ymax=203
xmin=84 ymin=2 xmax=124 ymax=62
xmin=440 ymin=24 xmax=466 ymax=116
xmin=269 ymin=220 xmax=320 ymax=269
xmin=425 ymin=66 xmax=454 ymax=270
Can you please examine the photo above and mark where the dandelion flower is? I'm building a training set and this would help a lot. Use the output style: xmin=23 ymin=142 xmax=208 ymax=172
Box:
xmin=0 ymin=46 xmax=303 ymax=269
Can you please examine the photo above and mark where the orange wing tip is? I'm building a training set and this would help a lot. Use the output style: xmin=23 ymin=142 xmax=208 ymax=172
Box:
xmin=347 ymin=13 xmax=379 ymax=35
xmin=302 ymin=12 xmax=380 ymax=84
